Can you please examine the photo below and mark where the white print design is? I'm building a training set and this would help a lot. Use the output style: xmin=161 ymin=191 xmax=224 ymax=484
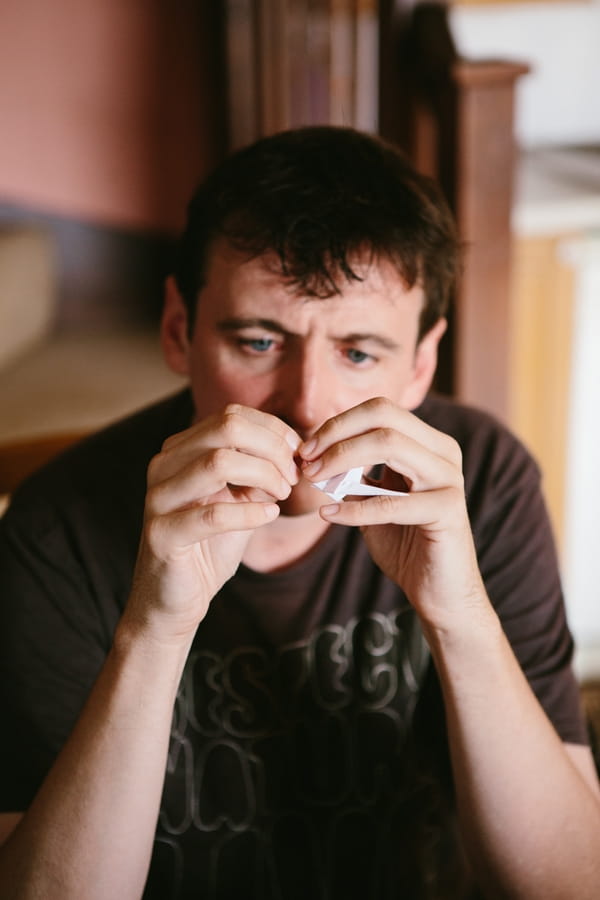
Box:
xmin=153 ymin=610 xmax=432 ymax=899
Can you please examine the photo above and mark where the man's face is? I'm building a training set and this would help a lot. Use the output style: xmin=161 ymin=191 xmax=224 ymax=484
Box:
xmin=162 ymin=242 xmax=443 ymax=516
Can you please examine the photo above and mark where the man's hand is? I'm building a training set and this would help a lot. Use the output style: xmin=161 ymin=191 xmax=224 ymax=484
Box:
xmin=126 ymin=404 xmax=300 ymax=643
xmin=299 ymin=396 xmax=486 ymax=629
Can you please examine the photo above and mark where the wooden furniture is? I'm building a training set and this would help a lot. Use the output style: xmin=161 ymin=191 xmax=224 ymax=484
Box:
xmin=224 ymin=0 xmax=379 ymax=148
xmin=581 ymin=681 xmax=600 ymax=776
xmin=0 ymin=431 xmax=87 ymax=501
xmin=0 ymin=226 xmax=56 ymax=368
xmin=379 ymin=1 xmax=529 ymax=420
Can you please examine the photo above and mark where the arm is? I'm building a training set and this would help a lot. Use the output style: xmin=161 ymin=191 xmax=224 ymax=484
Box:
xmin=299 ymin=396 xmax=600 ymax=899
xmin=0 ymin=404 xmax=300 ymax=900
xmin=425 ymin=597 xmax=600 ymax=899
xmin=0 ymin=618 xmax=193 ymax=898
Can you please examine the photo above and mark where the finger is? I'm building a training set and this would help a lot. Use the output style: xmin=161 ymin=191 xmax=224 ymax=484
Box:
xmin=319 ymin=486 xmax=466 ymax=530
xmin=153 ymin=405 xmax=301 ymax=486
xmin=164 ymin=404 xmax=301 ymax=456
xmin=147 ymin=448 xmax=294 ymax=515
xmin=146 ymin=500 xmax=280 ymax=553
xmin=157 ymin=417 xmax=299 ymax=485
xmin=302 ymin=427 xmax=461 ymax=494
xmin=299 ymin=397 xmax=459 ymax=466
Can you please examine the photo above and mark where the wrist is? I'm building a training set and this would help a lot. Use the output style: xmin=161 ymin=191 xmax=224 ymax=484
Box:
xmin=421 ymin=591 xmax=503 ymax=664
xmin=114 ymin=607 xmax=196 ymax=670
xmin=124 ymin=556 xmax=211 ymax=651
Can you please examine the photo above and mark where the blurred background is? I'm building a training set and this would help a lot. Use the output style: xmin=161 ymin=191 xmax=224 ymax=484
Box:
xmin=0 ymin=0 xmax=598 ymax=675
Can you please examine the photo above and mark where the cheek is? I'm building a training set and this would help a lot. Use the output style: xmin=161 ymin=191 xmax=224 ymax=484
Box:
xmin=189 ymin=357 xmax=275 ymax=416
xmin=364 ymin=362 xmax=415 ymax=405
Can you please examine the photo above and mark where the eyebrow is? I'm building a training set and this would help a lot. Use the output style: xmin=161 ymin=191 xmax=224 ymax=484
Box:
xmin=216 ymin=317 xmax=290 ymax=336
xmin=216 ymin=318 xmax=402 ymax=351
xmin=336 ymin=331 xmax=401 ymax=351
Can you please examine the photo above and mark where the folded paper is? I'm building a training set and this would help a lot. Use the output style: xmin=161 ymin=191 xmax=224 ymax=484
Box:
xmin=312 ymin=466 xmax=408 ymax=502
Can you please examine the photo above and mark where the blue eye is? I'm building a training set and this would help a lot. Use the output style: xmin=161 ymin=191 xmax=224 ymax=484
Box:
xmin=346 ymin=348 xmax=371 ymax=364
xmin=241 ymin=338 xmax=274 ymax=353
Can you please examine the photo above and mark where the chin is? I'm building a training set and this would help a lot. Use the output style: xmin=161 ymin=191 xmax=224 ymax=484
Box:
xmin=278 ymin=479 xmax=326 ymax=517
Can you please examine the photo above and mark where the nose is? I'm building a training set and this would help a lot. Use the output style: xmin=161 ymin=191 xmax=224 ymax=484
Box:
xmin=275 ymin=342 xmax=335 ymax=437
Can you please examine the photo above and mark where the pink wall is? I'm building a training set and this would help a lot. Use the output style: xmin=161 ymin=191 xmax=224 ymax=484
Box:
xmin=0 ymin=0 xmax=223 ymax=233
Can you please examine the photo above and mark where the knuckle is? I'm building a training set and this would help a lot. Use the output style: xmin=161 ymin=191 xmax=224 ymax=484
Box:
xmin=145 ymin=483 xmax=163 ymax=512
xmin=221 ymin=409 xmax=245 ymax=445
xmin=223 ymin=402 xmax=244 ymax=417
xmin=146 ymin=450 xmax=167 ymax=485
xmin=321 ymin=410 xmax=345 ymax=435
xmin=454 ymin=473 xmax=466 ymax=495
xmin=203 ymin=503 xmax=228 ymax=531
xmin=277 ymin=432 xmax=292 ymax=457
xmin=365 ymin=396 xmax=390 ymax=416
xmin=445 ymin=435 xmax=463 ymax=467
xmin=328 ymin=435 xmax=352 ymax=458
xmin=161 ymin=432 xmax=178 ymax=451
xmin=455 ymin=467 xmax=465 ymax=491
xmin=377 ymin=494 xmax=399 ymax=514
xmin=206 ymin=447 xmax=230 ymax=474
xmin=445 ymin=483 xmax=466 ymax=508
xmin=376 ymin=426 xmax=397 ymax=445
xmin=143 ymin=513 xmax=166 ymax=552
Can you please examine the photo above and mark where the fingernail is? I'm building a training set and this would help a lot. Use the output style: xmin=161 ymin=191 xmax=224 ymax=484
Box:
xmin=302 ymin=458 xmax=322 ymax=476
xmin=286 ymin=432 xmax=301 ymax=451
xmin=300 ymin=438 xmax=317 ymax=458
xmin=320 ymin=503 xmax=340 ymax=516
xmin=263 ymin=503 xmax=280 ymax=520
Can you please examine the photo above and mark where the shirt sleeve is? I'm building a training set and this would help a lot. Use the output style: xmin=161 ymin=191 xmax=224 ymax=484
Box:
xmin=0 ymin=391 xmax=187 ymax=814
xmin=461 ymin=411 xmax=587 ymax=746
xmin=0 ymin=501 xmax=111 ymax=811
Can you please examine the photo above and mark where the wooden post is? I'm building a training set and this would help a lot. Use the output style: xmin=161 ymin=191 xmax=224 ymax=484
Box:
xmin=449 ymin=60 xmax=530 ymax=420
xmin=379 ymin=2 xmax=529 ymax=420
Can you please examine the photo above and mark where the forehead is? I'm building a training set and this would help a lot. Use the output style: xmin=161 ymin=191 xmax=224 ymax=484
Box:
xmin=199 ymin=241 xmax=423 ymax=322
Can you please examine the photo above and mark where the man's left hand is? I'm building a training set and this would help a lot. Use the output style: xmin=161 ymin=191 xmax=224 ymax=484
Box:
xmin=299 ymin=396 xmax=487 ymax=631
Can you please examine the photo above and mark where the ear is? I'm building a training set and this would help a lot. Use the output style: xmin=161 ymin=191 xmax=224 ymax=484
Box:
xmin=160 ymin=276 xmax=193 ymax=376
xmin=399 ymin=317 xmax=447 ymax=410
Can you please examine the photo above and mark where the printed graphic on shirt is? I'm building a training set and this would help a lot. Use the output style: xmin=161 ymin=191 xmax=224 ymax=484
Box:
xmin=146 ymin=609 xmax=440 ymax=900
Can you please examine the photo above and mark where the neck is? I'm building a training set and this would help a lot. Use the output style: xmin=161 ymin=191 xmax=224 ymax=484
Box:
xmin=242 ymin=511 xmax=331 ymax=573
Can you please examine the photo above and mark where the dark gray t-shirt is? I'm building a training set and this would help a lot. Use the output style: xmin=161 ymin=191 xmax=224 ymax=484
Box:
xmin=0 ymin=390 xmax=586 ymax=899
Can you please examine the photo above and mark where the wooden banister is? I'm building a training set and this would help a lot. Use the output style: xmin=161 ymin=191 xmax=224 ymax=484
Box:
xmin=379 ymin=2 xmax=529 ymax=421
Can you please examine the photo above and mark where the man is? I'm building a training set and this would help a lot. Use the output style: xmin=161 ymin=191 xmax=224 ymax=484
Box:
xmin=0 ymin=126 xmax=598 ymax=899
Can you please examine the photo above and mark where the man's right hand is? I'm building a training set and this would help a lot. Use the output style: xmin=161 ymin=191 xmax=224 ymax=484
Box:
xmin=125 ymin=404 xmax=301 ymax=644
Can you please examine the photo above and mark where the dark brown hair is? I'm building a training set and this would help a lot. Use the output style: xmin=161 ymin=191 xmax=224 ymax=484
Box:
xmin=173 ymin=126 xmax=460 ymax=341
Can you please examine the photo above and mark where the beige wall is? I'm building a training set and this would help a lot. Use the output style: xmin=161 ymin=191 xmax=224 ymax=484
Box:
xmin=0 ymin=0 xmax=223 ymax=233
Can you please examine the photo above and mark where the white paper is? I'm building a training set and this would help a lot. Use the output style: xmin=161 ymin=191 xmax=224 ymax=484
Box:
xmin=312 ymin=466 xmax=408 ymax=502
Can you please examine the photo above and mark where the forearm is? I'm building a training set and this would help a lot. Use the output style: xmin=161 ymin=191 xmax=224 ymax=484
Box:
xmin=425 ymin=601 xmax=600 ymax=899
xmin=0 ymin=618 xmax=192 ymax=900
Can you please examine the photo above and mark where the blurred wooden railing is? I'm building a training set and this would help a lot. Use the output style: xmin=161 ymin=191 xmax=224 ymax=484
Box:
xmin=224 ymin=0 xmax=379 ymax=148
xmin=379 ymin=1 xmax=529 ymax=420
